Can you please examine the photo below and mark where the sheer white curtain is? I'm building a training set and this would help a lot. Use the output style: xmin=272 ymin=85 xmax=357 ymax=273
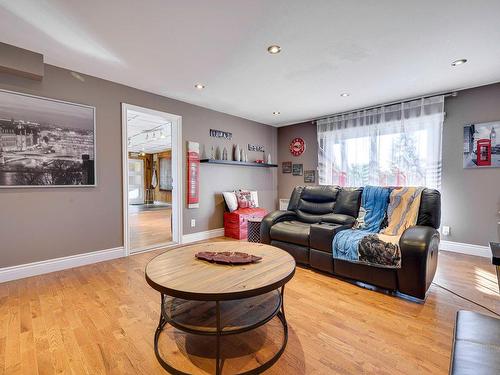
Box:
xmin=317 ymin=96 xmax=444 ymax=189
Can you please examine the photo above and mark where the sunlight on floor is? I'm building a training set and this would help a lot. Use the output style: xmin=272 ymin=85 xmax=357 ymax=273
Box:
xmin=474 ymin=266 xmax=499 ymax=296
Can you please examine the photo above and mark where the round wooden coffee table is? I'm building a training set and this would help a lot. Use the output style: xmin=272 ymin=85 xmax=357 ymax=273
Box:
xmin=145 ymin=242 xmax=296 ymax=375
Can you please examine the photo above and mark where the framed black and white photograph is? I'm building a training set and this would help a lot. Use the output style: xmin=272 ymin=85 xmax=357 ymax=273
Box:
xmin=292 ymin=163 xmax=303 ymax=176
xmin=304 ymin=169 xmax=316 ymax=183
xmin=282 ymin=161 xmax=292 ymax=173
xmin=0 ymin=89 xmax=96 ymax=187
xmin=463 ymin=121 xmax=499 ymax=168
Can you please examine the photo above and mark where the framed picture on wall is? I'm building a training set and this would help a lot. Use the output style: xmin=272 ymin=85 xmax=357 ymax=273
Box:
xmin=282 ymin=161 xmax=292 ymax=173
xmin=292 ymin=163 xmax=303 ymax=176
xmin=463 ymin=121 xmax=499 ymax=168
xmin=304 ymin=170 xmax=316 ymax=183
xmin=0 ymin=89 xmax=96 ymax=187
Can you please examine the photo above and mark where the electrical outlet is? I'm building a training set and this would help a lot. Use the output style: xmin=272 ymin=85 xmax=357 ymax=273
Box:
xmin=191 ymin=219 xmax=196 ymax=228
xmin=442 ymin=226 xmax=450 ymax=236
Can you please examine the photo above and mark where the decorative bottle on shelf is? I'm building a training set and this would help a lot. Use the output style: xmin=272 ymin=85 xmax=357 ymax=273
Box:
xmin=234 ymin=144 xmax=241 ymax=161
xmin=240 ymin=148 xmax=245 ymax=162
xmin=209 ymin=145 xmax=214 ymax=160
xmin=267 ymin=153 xmax=272 ymax=164
xmin=215 ymin=146 xmax=221 ymax=160
xmin=222 ymin=147 xmax=228 ymax=160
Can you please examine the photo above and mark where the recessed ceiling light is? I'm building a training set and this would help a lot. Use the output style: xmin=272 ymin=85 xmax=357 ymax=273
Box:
xmin=267 ymin=45 xmax=281 ymax=54
xmin=340 ymin=92 xmax=350 ymax=97
xmin=451 ymin=59 xmax=467 ymax=66
xmin=273 ymin=111 xmax=281 ymax=115
xmin=194 ymin=83 xmax=205 ymax=90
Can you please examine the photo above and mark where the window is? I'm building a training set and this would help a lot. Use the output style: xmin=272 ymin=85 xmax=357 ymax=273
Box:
xmin=159 ymin=156 xmax=173 ymax=190
xmin=317 ymin=96 xmax=444 ymax=189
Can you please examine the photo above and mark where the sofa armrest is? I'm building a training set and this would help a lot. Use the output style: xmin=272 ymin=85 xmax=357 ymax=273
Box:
xmin=260 ymin=210 xmax=297 ymax=244
xmin=397 ymin=226 xmax=440 ymax=300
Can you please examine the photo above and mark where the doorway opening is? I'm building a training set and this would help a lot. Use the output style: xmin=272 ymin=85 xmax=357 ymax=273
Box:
xmin=122 ymin=104 xmax=182 ymax=254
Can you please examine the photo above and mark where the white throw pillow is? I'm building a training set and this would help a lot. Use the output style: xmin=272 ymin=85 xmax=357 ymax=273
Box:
xmin=222 ymin=191 xmax=238 ymax=212
xmin=237 ymin=190 xmax=259 ymax=208
xmin=250 ymin=191 xmax=259 ymax=207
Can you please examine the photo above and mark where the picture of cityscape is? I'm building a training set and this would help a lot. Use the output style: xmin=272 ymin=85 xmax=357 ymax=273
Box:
xmin=0 ymin=90 xmax=95 ymax=187
xmin=463 ymin=121 xmax=499 ymax=168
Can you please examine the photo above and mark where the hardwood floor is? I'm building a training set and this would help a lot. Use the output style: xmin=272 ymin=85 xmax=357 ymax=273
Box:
xmin=0 ymin=241 xmax=498 ymax=374
xmin=129 ymin=206 xmax=172 ymax=251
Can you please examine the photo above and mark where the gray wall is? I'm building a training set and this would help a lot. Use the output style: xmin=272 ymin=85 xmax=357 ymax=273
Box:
xmin=441 ymin=83 xmax=500 ymax=245
xmin=0 ymin=64 xmax=277 ymax=268
xmin=277 ymin=84 xmax=500 ymax=247
xmin=277 ymin=121 xmax=318 ymax=200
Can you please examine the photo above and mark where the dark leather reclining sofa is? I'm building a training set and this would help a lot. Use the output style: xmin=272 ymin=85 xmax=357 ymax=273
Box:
xmin=260 ymin=185 xmax=441 ymax=300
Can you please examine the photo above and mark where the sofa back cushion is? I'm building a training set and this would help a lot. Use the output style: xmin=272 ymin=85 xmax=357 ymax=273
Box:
xmin=416 ymin=188 xmax=441 ymax=229
xmin=295 ymin=186 xmax=339 ymax=223
xmin=333 ymin=188 xmax=363 ymax=217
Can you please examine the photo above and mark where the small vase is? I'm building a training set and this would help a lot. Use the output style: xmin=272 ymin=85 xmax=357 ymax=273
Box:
xmin=222 ymin=147 xmax=228 ymax=160
xmin=234 ymin=144 xmax=241 ymax=162
xmin=267 ymin=153 xmax=272 ymax=164
xmin=209 ymin=145 xmax=214 ymax=160
xmin=240 ymin=148 xmax=245 ymax=162
xmin=215 ymin=146 xmax=221 ymax=160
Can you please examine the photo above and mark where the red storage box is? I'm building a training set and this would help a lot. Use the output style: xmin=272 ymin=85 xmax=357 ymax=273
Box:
xmin=224 ymin=208 xmax=268 ymax=240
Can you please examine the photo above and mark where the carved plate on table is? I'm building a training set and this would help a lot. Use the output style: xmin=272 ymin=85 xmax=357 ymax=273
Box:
xmin=195 ymin=251 xmax=262 ymax=265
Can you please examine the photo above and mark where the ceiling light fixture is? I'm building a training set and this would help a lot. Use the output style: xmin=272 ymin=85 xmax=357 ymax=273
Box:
xmin=267 ymin=45 xmax=281 ymax=54
xmin=451 ymin=59 xmax=467 ymax=66
xmin=194 ymin=83 xmax=206 ymax=90
xmin=340 ymin=92 xmax=350 ymax=97
xmin=273 ymin=111 xmax=280 ymax=115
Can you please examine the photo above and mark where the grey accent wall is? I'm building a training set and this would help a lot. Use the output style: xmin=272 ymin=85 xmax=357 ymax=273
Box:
xmin=277 ymin=121 xmax=318 ymax=200
xmin=0 ymin=64 xmax=277 ymax=268
xmin=0 ymin=42 xmax=43 ymax=80
xmin=441 ymin=83 xmax=500 ymax=245
xmin=277 ymin=84 xmax=500 ymax=247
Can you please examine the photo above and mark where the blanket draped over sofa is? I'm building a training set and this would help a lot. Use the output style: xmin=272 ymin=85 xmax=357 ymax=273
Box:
xmin=333 ymin=186 xmax=424 ymax=269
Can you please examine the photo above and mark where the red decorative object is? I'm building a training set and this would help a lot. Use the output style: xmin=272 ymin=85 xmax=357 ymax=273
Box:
xmin=195 ymin=251 xmax=262 ymax=264
xmin=187 ymin=141 xmax=200 ymax=208
xmin=224 ymin=207 xmax=268 ymax=240
xmin=289 ymin=137 xmax=305 ymax=156
xmin=476 ymin=139 xmax=492 ymax=166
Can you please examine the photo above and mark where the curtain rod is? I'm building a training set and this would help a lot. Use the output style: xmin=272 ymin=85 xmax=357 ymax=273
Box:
xmin=312 ymin=91 xmax=457 ymax=123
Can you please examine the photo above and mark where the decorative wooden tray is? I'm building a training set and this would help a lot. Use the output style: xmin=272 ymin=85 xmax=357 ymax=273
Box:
xmin=195 ymin=251 xmax=262 ymax=265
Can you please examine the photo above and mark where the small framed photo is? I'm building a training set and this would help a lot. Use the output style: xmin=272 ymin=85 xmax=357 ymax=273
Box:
xmin=292 ymin=163 xmax=303 ymax=176
xmin=282 ymin=161 xmax=292 ymax=173
xmin=304 ymin=170 xmax=316 ymax=183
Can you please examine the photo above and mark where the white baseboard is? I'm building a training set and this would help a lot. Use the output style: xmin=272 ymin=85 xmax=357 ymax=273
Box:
xmin=0 ymin=247 xmax=125 ymax=284
xmin=439 ymin=240 xmax=490 ymax=258
xmin=182 ymin=228 xmax=225 ymax=244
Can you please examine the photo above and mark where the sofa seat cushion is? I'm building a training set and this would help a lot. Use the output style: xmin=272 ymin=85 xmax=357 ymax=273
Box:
xmin=270 ymin=220 xmax=310 ymax=247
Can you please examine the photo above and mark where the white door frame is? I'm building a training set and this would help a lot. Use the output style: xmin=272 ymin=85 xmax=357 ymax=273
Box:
xmin=121 ymin=103 xmax=183 ymax=256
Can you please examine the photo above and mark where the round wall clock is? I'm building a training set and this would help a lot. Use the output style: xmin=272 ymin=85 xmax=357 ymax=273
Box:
xmin=289 ymin=137 xmax=306 ymax=156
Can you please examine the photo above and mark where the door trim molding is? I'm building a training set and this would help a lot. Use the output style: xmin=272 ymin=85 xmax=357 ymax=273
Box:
xmin=121 ymin=103 xmax=183 ymax=255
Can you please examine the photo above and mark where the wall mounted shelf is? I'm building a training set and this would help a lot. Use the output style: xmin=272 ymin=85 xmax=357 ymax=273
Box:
xmin=200 ymin=159 xmax=278 ymax=168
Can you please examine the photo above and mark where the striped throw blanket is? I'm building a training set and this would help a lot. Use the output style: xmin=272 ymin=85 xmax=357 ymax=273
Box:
xmin=333 ymin=186 xmax=424 ymax=269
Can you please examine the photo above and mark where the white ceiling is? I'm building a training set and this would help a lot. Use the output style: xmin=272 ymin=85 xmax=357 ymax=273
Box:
xmin=1 ymin=0 xmax=500 ymax=127
xmin=127 ymin=109 xmax=171 ymax=153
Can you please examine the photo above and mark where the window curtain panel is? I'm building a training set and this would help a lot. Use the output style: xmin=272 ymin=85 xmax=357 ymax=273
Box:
xmin=317 ymin=96 xmax=444 ymax=189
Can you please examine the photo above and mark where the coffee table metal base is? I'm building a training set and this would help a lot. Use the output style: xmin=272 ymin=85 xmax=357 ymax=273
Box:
xmin=153 ymin=286 xmax=288 ymax=375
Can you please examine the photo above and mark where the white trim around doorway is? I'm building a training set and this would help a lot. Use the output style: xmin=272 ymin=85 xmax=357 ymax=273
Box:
xmin=121 ymin=103 xmax=183 ymax=256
